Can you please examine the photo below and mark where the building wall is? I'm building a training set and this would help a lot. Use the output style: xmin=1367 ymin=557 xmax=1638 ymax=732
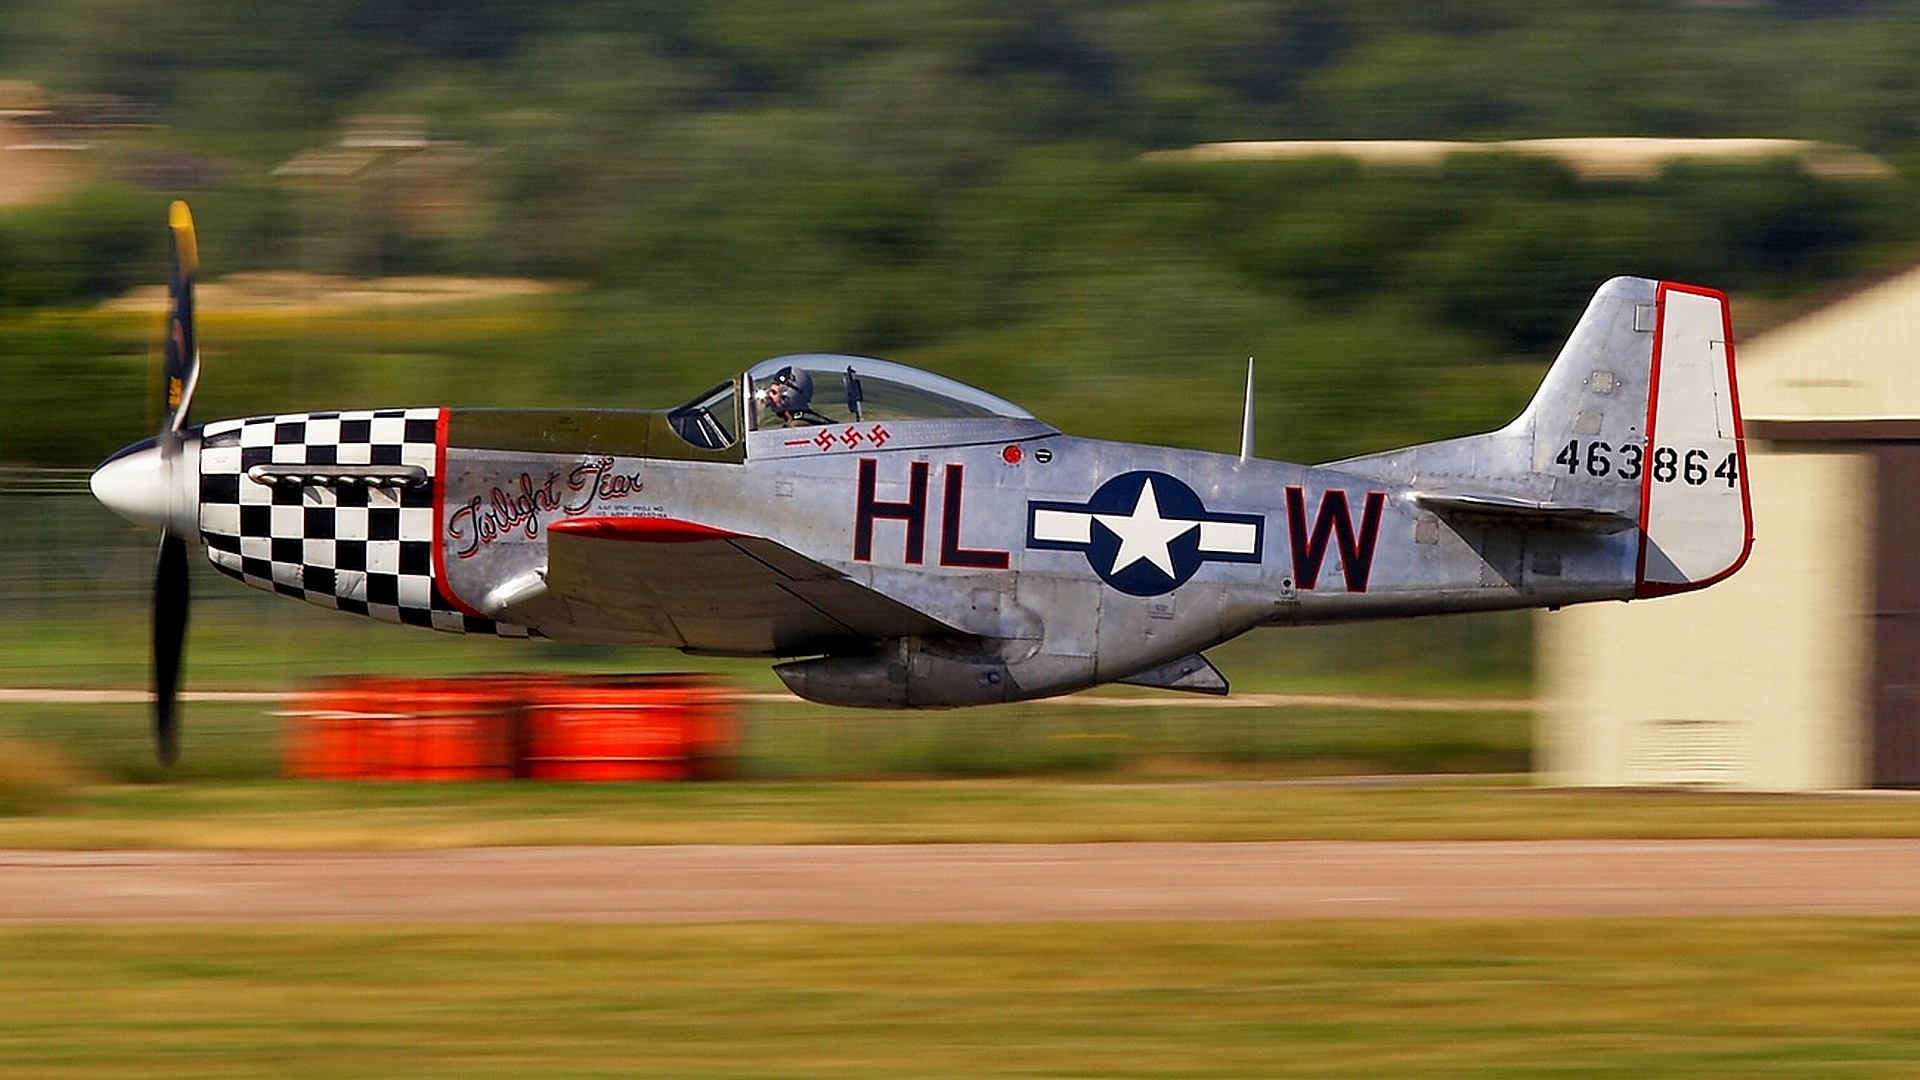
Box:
xmin=1538 ymin=446 xmax=1873 ymax=790
xmin=1867 ymin=442 xmax=1920 ymax=786
xmin=1734 ymin=266 xmax=1920 ymax=422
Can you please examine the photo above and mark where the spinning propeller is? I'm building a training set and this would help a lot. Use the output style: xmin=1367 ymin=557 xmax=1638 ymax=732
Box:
xmin=89 ymin=201 xmax=201 ymax=764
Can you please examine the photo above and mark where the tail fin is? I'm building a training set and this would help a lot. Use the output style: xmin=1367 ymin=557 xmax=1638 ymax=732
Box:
xmin=1331 ymin=276 xmax=1751 ymax=596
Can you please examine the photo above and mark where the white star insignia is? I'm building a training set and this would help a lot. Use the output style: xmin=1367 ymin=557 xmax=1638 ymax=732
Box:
xmin=1094 ymin=478 xmax=1196 ymax=578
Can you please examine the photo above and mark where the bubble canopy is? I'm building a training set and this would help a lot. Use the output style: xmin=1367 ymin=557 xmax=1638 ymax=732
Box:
xmin=745 ymin=355 xmax=1034 ymax=427
xmin=669 ymin=354 xmax=1035 ymax=450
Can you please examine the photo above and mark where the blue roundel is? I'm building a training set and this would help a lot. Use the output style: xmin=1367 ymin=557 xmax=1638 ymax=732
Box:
xmin=1025 ymin=471 xmax=1264 ymax=597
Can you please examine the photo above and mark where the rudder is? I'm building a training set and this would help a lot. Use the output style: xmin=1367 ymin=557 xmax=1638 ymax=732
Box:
xmin=1634 ymin=282 xmax=1751 ymax=596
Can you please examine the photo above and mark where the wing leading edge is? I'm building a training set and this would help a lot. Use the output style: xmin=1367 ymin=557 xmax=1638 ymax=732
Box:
xmin=491 ymin=516 xmax=955 ymax=655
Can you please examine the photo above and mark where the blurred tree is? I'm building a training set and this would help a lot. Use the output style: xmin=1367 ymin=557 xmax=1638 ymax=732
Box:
xmin=0 ymin=0 xmax=1918 ymax=468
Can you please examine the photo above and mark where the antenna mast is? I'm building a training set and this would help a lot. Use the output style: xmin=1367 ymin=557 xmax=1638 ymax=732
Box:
xmin=1238 ymin=358 xmax=1255 ymax=463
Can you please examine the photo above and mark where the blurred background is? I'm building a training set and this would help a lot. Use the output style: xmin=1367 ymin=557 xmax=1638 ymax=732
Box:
xmin=4 ymin=0 xmax=1918 ymax=780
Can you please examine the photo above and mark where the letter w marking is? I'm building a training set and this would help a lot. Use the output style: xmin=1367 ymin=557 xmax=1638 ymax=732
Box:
xmin=1285 ymin=487 xmax=1385 ymax=592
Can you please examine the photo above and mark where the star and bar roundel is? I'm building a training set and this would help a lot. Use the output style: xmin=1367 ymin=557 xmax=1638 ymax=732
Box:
xmin=1026 ymin=471 xmax=1263 ymax=596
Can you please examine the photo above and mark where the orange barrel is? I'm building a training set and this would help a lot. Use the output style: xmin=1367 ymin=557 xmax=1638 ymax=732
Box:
xmin=524 ymin=682 xmax=607 ymax=780
xmin=283 ymin=681 xmax=388 ymax=779
xmin=283 ymin=684 xmax=350 ymax=778
xmin=284 ymin=672 xmax=733 ymax=781
xmin=345 ymin=676 xmax=412 ymax=780
xmin=600 ymin=677 xmax=681 ymax=781
xmin=622 ymin=673 xmax=737 ymax=779
xmin=341 ymin=676 xmax=423 ymax=781
xmin=331 ymin=683 xmax=379 ymax=779
xmin=630 ymin=675 xmax=703 ymax=781
xmin=397 ymin=679 xmax=515 ymax=781
xmin=665 ymin=673 xmax=737 ymax=777
xmin=525 ymin=676 xmax=694 ymax=780
xmin=477 ymin=673 xmax=554 ymax=780
xmin=403 ymin=677 xmax=442 ymax=781
xmin=681 ymin=687 xmax=739 ymax=780
xmin=279 ymin=685 xmax=322 ymax=779
xmin=283 ymin=675 xmax=506 ymax=780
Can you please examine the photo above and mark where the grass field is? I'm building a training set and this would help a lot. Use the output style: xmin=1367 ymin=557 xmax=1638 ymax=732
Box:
xmin=4 ymin=775 xmax=1920 ymax=849
xmin=0 ymin=617 xmax=1915 ymax=849
xmin=11 ymin=494 xmax=1915 ymax=1080
xmin=0 ymin=546 xmax=1539 ymax=793
xmin=0 ymin=693 xmax=1533 ymax=784
xmin=2 ymin=920 xmax=1918 ymax=1078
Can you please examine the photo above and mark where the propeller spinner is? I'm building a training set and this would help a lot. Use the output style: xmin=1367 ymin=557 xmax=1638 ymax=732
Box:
xmin=89 ymin=201 xmax=201 ymax=764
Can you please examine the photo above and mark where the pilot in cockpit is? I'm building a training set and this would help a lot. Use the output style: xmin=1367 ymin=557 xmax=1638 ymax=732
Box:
xmin=758 ymin=366 xmax=831 ymax=427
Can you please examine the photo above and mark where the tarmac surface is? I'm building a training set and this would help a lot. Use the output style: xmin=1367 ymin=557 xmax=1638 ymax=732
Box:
xmin=3 ymin=840 xmax=1919 ymax=922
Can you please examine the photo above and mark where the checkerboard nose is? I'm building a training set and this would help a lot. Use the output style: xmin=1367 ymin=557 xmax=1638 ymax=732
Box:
xmin=90 ymin=434 xmax=200 ymax=536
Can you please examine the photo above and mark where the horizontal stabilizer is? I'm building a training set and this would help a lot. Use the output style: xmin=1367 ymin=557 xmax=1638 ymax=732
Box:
xmin=1410 ymin=491 xmax=1637 ymax=533
xmin=1117 ymin=653 xmax=1229 ymax=696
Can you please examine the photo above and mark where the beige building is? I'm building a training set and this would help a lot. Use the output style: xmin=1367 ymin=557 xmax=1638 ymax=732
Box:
xmin=1148 ymin=138 xmax=1894 ymax=181
xmin=1539 ymin=267 xmax=1920 ymax=790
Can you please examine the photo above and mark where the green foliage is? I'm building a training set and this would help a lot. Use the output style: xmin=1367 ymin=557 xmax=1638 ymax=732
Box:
xmin=0 ymin=185 xmax=161 ymax=310
xmin=5 ymin=2 xmax=1920 ymax=467
xmin=0 ymin=318 xmax=147 ymax=468
xmin=20 ymin=0 xmax=1920 ymax=151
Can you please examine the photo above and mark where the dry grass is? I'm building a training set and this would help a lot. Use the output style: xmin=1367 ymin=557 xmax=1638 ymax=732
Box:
xmin=0 ymin=920 xmax=1917 ymax=1078
xmin=0 ymin=736 xmax=91 ymax=815
xmin=2 ymin=778 xmax=1920 ymax=849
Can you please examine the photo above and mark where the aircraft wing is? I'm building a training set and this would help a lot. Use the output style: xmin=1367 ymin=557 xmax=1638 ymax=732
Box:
xmin=501 ymin=516 xmax=955 ymax=655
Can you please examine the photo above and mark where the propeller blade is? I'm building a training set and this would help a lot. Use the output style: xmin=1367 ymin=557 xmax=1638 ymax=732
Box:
xmin=153 ymin=531 xmax=189 ymax=765
xmin=150 ymin=200 xmax=200 ymax=766
xmin=162 ymin=200 xmax=199 ymax=433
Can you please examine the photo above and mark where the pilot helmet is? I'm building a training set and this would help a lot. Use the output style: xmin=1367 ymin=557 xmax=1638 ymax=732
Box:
xmin=762 ymin=365 xmax=814 ymax=416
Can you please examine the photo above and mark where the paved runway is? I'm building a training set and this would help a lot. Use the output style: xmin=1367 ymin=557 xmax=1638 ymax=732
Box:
xmin=2 ymin=841 xmax=1918 ymax=922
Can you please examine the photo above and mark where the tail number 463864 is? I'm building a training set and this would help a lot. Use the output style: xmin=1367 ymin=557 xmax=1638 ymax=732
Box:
xmin=1554 ymin=439 xmax=1737 ymax=488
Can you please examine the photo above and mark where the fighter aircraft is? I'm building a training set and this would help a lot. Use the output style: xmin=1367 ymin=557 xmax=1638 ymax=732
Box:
xmin=94 ymin=203 xmax=1751 ymax=762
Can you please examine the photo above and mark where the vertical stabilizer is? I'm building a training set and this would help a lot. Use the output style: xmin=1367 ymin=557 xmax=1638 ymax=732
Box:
xmin=1325 ymin=276 xmax=1752 ymax=598
xmin=1331 ymin=276 xmax=1665 ymax=524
